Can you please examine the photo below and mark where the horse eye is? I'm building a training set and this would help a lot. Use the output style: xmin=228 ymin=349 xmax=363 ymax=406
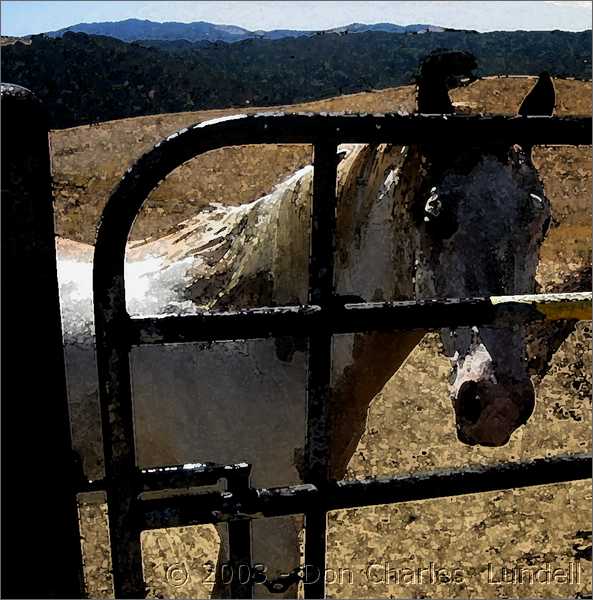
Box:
xmin=448 ymin=367 xmax=458 ymax=385
xmin=510 ymin=144 xmax=525 ymax=159
xmin=423 ymin=193 xmax=459 ymax=239
xmin=529 ymin=193 xmax=545 ymax=208
xmin=424 ymin=191 xmax=442 ymax=222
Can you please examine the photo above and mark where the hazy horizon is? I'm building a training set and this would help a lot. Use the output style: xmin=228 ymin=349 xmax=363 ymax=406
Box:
xmin=2 ymin=1 xmax=592 ymax=37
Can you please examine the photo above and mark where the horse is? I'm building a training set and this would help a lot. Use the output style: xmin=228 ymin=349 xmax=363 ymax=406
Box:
xmin=56 ymin=52 xmax=554 ymax=596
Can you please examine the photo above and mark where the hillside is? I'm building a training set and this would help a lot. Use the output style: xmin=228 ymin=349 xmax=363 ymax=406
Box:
xmin=2 ymin=29 xmax=590 ymax=129
xmin=45 ymin=18 xmax=446 ymax=43
xmin=0 ymin=35 xmax=30 ymax=46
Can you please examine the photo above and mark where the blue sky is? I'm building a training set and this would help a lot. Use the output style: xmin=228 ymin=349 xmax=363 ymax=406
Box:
xmin=2 ymin=1 xmax=591 ymax=37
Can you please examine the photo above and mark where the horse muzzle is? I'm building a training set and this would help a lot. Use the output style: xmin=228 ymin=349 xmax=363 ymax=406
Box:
xmin=453 ymin=377 xmax=535 ymax=446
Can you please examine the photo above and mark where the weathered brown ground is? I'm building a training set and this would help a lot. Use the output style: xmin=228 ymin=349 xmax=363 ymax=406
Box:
xmin=57 ymin=77 xmax=591 ymax=599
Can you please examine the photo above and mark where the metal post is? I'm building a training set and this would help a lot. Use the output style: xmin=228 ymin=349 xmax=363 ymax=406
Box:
xmin=227 ymin=467 xmax=254 ymax=599
xmin=304 ymin=140 xmax=338 ymax=599
xmin=1 ymin=83 xmax=85 ymax=598
xmin=93 ymin=219 xmax=145 ymax=596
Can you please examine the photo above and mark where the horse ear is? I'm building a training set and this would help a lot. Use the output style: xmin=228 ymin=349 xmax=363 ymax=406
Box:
xmin=416 ymin=50 xmax=478 ymax=114
xmin=518 ymin=72 xmax=556 ymax=116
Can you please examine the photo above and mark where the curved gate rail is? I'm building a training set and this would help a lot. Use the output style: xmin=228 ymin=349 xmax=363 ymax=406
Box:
xmin=91 ymin=113 xmax=592 ymax=598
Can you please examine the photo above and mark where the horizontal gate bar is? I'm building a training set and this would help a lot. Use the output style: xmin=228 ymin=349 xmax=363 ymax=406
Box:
xmin=129 ymin=292 xmax=591 ymax=345
xmin=83 ymin=461 xmax=251 ymax=495
xmin=141 ymin=453 xmax=591 ymax=529
xmin=131 ymin=305 xmax=322 ymax=344
xmin=139 ymin=461 xmax=250 ymax=493
xmin=154 ymin=113 xmax=591 ymax=149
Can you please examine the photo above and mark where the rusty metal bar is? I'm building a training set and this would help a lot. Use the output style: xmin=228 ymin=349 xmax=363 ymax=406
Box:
xmin=130 ymin=292 xmax=591 ymax=345
xmin=82 ymin=463 xmax=251 ymax=499
xmin=139 ymin=461 xmax=251 ymax=493
xmin=107 ymin=114 xmax=592 ymax=160
xmin=339 ymin=291 xmax=592 ymax=329
xmin=140 ymin=453 xmax=592 ymax=529
xmin=94 ymin=172 xmax=144 ymax=597
xmin=226 ymin=466 xmax=254 ymax=599
xmin=131 ymin=305 xmax=323 ymax=344
xmin=303 ymin=140 xmax=339 ymax=598
xmin=1 ymin=83 xmax=85 ymax=599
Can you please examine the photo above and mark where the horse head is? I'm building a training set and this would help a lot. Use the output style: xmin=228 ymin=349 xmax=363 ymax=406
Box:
xmin=412 ymin=52 xmax=554 ymax=446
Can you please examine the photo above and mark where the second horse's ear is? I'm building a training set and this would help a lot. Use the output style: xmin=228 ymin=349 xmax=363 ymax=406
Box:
xmin=518 ymin=72 xmax=556 ymax=116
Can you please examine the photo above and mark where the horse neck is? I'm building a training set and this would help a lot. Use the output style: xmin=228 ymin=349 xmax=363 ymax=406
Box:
xmin=129 ymin=166 xmax=315 ymax=310
xmin=126 ymin=143 xmax=428 ymax=311
xmin=335 ymin=143 xmax=427 ymax=302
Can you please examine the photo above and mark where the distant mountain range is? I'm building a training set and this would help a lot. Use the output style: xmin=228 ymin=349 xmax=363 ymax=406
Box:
xmin=45 ymin=18 xmax=447 ymax=43
xmin=4 ymin=28 xmax=590 ymax=129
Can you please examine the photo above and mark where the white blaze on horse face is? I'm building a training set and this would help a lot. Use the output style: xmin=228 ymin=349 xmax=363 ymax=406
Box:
xmin=443 ymin=323 xmax=537 ymax=446
xmin=449 ymin=327 xmax=497 ymax=396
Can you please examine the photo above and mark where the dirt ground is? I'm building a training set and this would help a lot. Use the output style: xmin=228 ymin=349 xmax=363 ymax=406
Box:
xmin=52 ymin=77 xmax=591 ymax=598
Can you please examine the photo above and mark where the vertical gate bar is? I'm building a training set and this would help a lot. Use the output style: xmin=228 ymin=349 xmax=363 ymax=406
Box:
xmin=227 ymin=469 xmax=254 ymax=599
xmin=94 ymin=243 xmax=144 ymax=595
xmin=1 ymin=83 xmax=85 ymax=598
xmin=304 ymin=139 xmax=338 ymax=599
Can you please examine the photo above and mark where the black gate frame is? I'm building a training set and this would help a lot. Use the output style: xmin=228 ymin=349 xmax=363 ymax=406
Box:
xmin=90 ymin=112 xmax=591 ymax=599
xmin=2 ymin=84 xmax=86 ymax=599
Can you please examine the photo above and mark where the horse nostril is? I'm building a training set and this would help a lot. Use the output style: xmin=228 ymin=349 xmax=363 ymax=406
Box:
xmin=456 ymin=379 xmax=536 ymax=447
xmin=457 ymin=380 xmax=483 ymax=424
xmin=456 ymin=425 xmax=478 ymax=445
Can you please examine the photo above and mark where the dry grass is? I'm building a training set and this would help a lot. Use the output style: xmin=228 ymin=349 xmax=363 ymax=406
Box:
xmin=50 ymin=85 xmax=417 ymax=244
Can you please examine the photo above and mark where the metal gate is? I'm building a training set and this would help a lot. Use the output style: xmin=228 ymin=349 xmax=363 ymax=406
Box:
xmin=87 ymin=112 xmax=591 ymax=599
